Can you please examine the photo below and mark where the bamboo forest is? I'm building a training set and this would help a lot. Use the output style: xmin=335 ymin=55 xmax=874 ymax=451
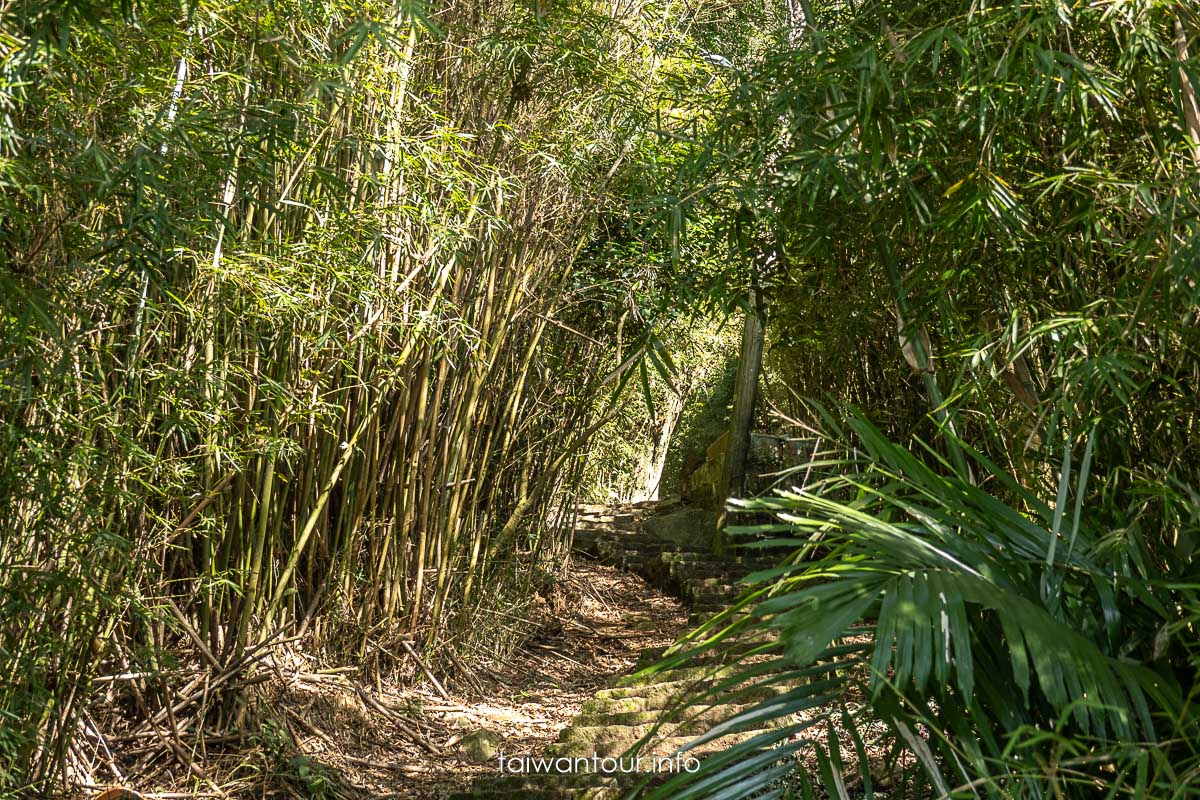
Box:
xmin=2 ymin=0 xmax=1199 ymax=798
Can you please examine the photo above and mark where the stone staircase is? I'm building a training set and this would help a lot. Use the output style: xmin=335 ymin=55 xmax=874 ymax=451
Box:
xmin=448 ymin=502 xmax=796 ymax=800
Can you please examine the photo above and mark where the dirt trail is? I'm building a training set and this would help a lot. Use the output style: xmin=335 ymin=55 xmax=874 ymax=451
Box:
xmin=294 ymin=543 xmax=693 ymax=799
xmin=444 ymin=502 xmax=787 ymax=800
xmin=82 ymin=502 xmax=781 ymax=800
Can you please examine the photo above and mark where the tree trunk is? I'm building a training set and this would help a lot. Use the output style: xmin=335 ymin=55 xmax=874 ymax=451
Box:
xmin=715 ymin=290 xmax=765 ymax=550
xmin=638 ymin=385 xmax=687 ymax=501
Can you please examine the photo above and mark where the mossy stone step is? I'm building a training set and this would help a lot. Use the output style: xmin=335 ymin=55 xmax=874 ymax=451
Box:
xmin=560 ymin=701 xmax=783 ymax=745
xmin=633 ymin=637 xmax=781 ymax=671
xmin=583 ymin=681 xmax=793 ymax=716
xmin=665 ymin=566 xmax=751 ymax=584
xmin=574 ymin=530 xmax=641 ymax=545
xmin=685 ymin=589 xmax=742 ymax=606
xmin=659 ymin=567 xmax=743 ymax=587
xmin=548 ymin=728 xmax=774 ymax=759
xmin=593 ymin=670 xmax=766 ymax=702
xmin=612 ymin=540 xmax=704 ymax=556
xmin=659 ymin=553 xmax=772 ymax=573
xmin=571 ymin=701 xmax=759 ymax=730
xmin=582 ymin=690 xmax=687 ymax=716
xmin=558 ymin=715 xmax=752 ymax=746
xmin=577 ymin=511 xmax=637 ymax=523
xmin=558 ymin=721 xmax=661 ymax=744
xmin=456 ymin=502 xmax=795 ymax=800
xmin=681 ymin=576 xmax=739 ymax=592
xmin=585 ymin=544 xmax=701 ymax=567
xmin=615 ymin=663 xmax=743 ymax=686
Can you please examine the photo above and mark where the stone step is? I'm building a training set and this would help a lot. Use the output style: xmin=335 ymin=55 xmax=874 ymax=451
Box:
xmin=665 ymin=564 xmax=754 ymax=583
xmin=726 ymin=540 xmax=802 ymax=558
xmin=633 ymin=636 xmax=780 ymax=669
xmin=619 ymin=663 xmax=741 ymax=685
xmin=681 ymin=584 xmax=741 ymax=603
xmin=658 ymin=551 xmax=776 ymax=570
xmin=578 ymin=543 xmax=702 ymax=566
xmin=682 ymin=575 xmax=738 ymax=590
xmin=560 ymin=699 xmax=783 ymax=745
xmin=451 ymin=765 xmax=658 ymax=799
xmin=458 ymin=503 xmax=796 ymax=800
xmin=613 ymin=540 xmax=704 ymax=556
xmin=574 ymin=529 xmax=641 ymax=543
xmin=547 ymin=728 xmax=774 ymax=759
xmin=583 ymin=681 xmax=791 ymax=716
xmin=576 ymin=511 xmax=637 ymax=523
xmin=571 ymin=701 xmax=759 ymax=730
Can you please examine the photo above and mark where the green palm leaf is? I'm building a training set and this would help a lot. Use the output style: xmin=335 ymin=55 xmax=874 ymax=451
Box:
xmin=641 ymin=412 xmax=1188 ymax=800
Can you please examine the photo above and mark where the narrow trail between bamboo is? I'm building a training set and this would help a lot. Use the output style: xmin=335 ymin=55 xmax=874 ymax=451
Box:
xmin=437 ymin=501 xmax=788 ymax=800
xmin=261 ymin=503 xmax=699 ymax=800
xmin=263 ymin=499 xmax=775 ymax=800
xmin=89 ymin=502 xmax=787 ymax=800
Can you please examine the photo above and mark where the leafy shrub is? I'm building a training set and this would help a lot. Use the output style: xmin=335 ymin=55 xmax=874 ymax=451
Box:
xmin=644 ymin=410 xmax=1199 ymax=799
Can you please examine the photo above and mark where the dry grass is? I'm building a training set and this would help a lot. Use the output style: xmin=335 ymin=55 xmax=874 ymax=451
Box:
xmin=68 ymin=559 xmax=687 ymax=800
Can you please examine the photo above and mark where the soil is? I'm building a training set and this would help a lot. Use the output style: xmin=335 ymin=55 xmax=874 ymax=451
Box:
xmin=75 ymin=557 xmax=686 ymax=800
xmin=348 ymin=559 xmax=688 ymax=799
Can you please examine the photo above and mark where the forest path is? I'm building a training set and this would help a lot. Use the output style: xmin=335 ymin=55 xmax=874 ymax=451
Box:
xmin=322 ymin=517 xmax=691 ymax=800
xmin=445 ymin=501 xmax=785 ymax=800
xmin=74 ymin=502 xmax=787 ymax=800
xmin=70 ymin=511 xmax=696 ymax=800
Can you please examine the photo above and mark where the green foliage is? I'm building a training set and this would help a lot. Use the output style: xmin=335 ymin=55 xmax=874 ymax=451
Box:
xmin=635 ymin=0 xmax=1200 ymax=796
xmin=4 ymin=0 xmax=1199 ymax=794
xmin=661 ymin=353 xmax=737 ymax=493
xmin=0 ymin=0 xmax=703 ymax=791
xmin=665 ymin=0 xmax=1200 ymax=466
xmin=644 ymin=412 xmax=1199 ymax=799
xmin=252 ymin=719 xmax=352 ymax=799
xmin=581 ymin=316 xmax=739 ymax=502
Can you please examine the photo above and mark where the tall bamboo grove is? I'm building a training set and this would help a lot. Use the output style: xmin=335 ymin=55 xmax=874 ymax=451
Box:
xmin=0 ymin=0 xmax=673 ymax=789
